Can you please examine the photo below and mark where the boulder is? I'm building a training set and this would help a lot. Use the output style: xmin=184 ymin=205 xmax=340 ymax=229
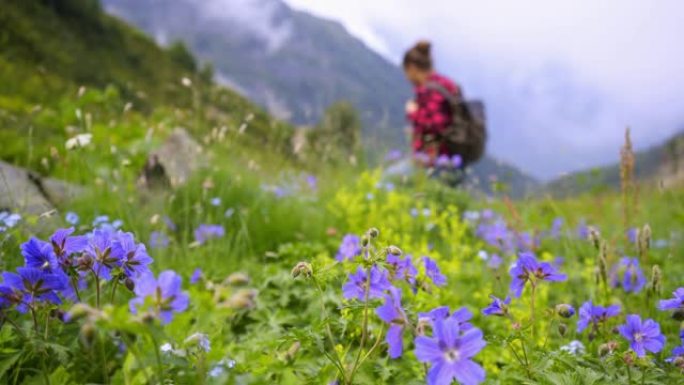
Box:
xmin=0 ymin=161 xmax=54 ymax=216
xmin=142 ymin=128 xmax=206 ymax=188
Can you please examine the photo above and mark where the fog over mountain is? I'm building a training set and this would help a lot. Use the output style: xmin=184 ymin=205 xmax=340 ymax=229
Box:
xmin=285 ymin=0 xmax=684 ymax=180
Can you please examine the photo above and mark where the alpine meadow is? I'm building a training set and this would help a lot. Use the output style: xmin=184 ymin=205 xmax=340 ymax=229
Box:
xmin=0 ymin=1 xmax=683 ymax=385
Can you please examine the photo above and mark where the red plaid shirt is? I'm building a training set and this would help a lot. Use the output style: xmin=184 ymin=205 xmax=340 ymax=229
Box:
xmin=407 ymin=73 xmax=460 ymax=159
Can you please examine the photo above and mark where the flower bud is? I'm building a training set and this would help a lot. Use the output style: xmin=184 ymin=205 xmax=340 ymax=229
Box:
xmin=291 ymin=262 xmax=312 ymax=278
xmin=361 ymin=235 xmax=370 ymax=247
xmin=673 ymin=356 xmax=684 ymax=370
xmin=555 ymin=304 xmax=575 ymax=318
xmin=225 ymin=272 xmax=250 ymax=286
xmin=649 ymin=265 xmax=662 ymax=296
xmin=597 ymin=241 xmax=609 ymax=285
xmin=598 ymin=341 xmax=618 ymax=357
xmin=589 ymin=227 xmax=601 ymax=249
xmin=386 ymin=245 xmax=402 ymax=256
xmin=672 ymin=309 xmax=684 ymax=321
xmin=639 ymin=224 xmax=651 ymax=255
xmin=367 ymin=228 xmax=380 ymax=238
xmin=284 ymin=341 xmax=301 ymax=362
xmin=80 ymin=322 xmax=96 ymax=347
xmin=557 ymin=323 xmax=568 ymax=337
xmin=227 ymin=289 xmax=257 ymax=310
xmin=125 ymin=277 xmax=135 ymax=291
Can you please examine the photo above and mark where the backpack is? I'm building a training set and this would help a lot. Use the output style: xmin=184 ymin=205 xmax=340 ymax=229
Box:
xmin=425 ymin=81 xmax=487 ymax=166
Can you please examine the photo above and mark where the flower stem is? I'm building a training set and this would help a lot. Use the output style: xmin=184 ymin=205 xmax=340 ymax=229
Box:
xmin=110 ymin=278 xmax=120 ymax=304
xmin=530 ymin=282 xmax=537 ymax=341
xmin=150 ymin=333 xmax=165 ymax=383
xmin=312 ymin=277 xmax=347 ymax=384
xmin=348 ymin=265 xmax=372 ymax=385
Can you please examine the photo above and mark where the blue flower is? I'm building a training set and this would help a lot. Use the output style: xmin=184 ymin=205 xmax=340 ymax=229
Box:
xmin=577 ymin=301 xmax=620 ymax=333
xmin=1 ymin=267 xmax=65 ymax=311
xmin=194 ymin=224 xmax=225 ymax=244
xmin=335 ymin=234 xmax=362 ymax=262
xmin=659 ymin=288 xmax=684 ymax=311
xmin=418 ymin=306 xmax=474 ymax=332
xmin=50 ymin=227 xmax=88 ymax=264
xmin=482 ymin=295 xmax=511 ymax=317
xmin=129 ymin=270 xmax=189 ymax=324
xmin=618 ymin=314 xmax=665 ymax=357
xmin=423 ymin=256 xmax=446 ymax=287
xmin=112 ymin=232 xmax=153 ymax=278
xmin=487 ymin=254 xmax=503 ymax=269
xmin=21 ymin=238 xmax=59 ymax=271
xmin=85 ymin=229 xmax=123 ymax=280
xmin=626 ymin=228 xmax=638 ymax=244
xmin=0 ymin=211 xmax=21 ymax=232
xmin=509 ymin=253 xmax=566 ymax=297
xmin=610 ymin=257 xmax=646 ymax=293
xmin=190 ymin=268 xmax=203 ymax=284
xmin=666 ymin=330 xmax=684 ymax=363
xmin=342 ymin=266 xmax=391 ymax=301
xmin=549 ymin=217 xmax=563 ymax=239
xmin=415 ymin=316 xmax=486 ymax=385
xmin=65 ymin=212 xmax=79 ymax=225
xmin=375 ymin=287 xmax=407 ymax=358
xmin=387 ymin=254 xmax=417 ymax=285
xmin=210 ymin=197 xmax=221 ymax=206
xmin=149 ymin=231 xmax=170 ymax=249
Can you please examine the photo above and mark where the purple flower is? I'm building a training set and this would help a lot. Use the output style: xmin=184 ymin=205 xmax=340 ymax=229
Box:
xmin=65 ymin=212 xmax=79 ymax=225
xmin=129 ymin=270 xmax=189 ymax=324
xmin=342 ymin=266 xmax=391 ymax=301
xmin=112 ymin=232 xmax=153 ymax=278
xmin=476 ymin=220 xmax=514 ymax=253
xmin=1 ymin=267 xmax=65 ymax=311
xmin=487 ymin=254 xmax=503 ymax=269
xmin=626 ymin=227 xmax=638 ymax=244
xmin=423 ymin=257 xmax=446 ymax=287
xmin=436 ymin=154 xmax=451 ymax=168
xmin=415 ymin=316 xmax=486 ymax=385
xmin=451 ymin=154 xmax=463 ymax=168
xmin=659 ymin=288 xmax=684 ymax=311
xmin=306 ymin=175 xmax=318 ymax=191
xmin=387 ymin=254 xmax=417 ymax=285
xmin=610 ymin=257 xmax=646 ymax=293
xmin=21 ymin=238 xmax=59 ymax=271
xmin=194 ymin=224 xmax=225 ymax=244
xmin=149 ymin=231 xmax=170 ymax=249
xmin=50 ymin=228 xmax=88 ymax=264
xmin=85 ymin=229 xmax=122 ymax=280
xmin=385 ymin=149 xmax=403 ymax=162
xmin=190 ymin=268 xmax=203 ymax=284
xmin=335 ymin=234 xmax=362 ymax=262
xmin=418 ymin=306 xmax=473 ymax=332
xmin=667 ymin=331 xmax=684 ymax=362
xmin=618 ymin=314 xmax=665 ymax=357
xmin=577 ymin=301 xmax=621 ymax=333
xmin=210 ymin=197 xmax=221 ymax=206
xmin=549 ymin=217 xmax=563 ymax=239
xmin=482 ymin=295 xmax=511 ymax=317
xmin=509 ymin=253 xmax=566 ymax=297
xmin=375 ymin=287 xmax=407 ymax=358
xmin=576 ymin=220 xmax=589 ymax=240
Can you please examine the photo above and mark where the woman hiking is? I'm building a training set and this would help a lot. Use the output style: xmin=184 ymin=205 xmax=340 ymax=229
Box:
xmin=403 ymin=40 xmax=464 ymax=171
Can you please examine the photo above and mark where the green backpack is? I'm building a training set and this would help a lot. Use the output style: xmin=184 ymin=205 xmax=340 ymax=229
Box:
xmin=426 ymin=81 xmax=487 ymax=166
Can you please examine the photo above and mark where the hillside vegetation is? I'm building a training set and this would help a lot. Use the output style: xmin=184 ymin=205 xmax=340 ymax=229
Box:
xmin=0 ymin=2 xmax=683 ymax=385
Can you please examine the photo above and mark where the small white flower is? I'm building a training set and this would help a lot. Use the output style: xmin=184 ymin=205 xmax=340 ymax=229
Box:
xmin=477 ymin=250 xmax=489 ymax=261
xmin=181 ymin=77 xmax=192 ymax=87
xmin=65 ymin=133 xmax=92 ymax=150
xmin=210 ymin=197 xmax=221 ymax=206
xmin=184 ymin=333 xmax=211 ymax=352
xmin=560 ymin=340 xmax=585 ymax=355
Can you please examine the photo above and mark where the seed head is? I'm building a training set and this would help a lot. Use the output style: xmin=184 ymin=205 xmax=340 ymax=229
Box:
xmin=291 ymin=262 xmax=313 ymax=278
xmin=367 ymin=228 xmax=380 ymax=238
xmin=386 ymin=245 xmax=402 ymax=256
xmin=225 ymin=272 xmax=251 ymax=286
xmin=649 ymin=265 xmax=662 ymax=296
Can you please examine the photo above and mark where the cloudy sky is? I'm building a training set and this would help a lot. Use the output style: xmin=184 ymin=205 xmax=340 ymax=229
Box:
xmin=284 ymin=0 xmax=684 ymax=179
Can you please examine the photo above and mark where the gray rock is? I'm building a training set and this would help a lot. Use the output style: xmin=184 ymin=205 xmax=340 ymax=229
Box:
xmin=143 ymin=128 xmax=206 ymax=188
xmin=0 ymin=161 xmax=54 ymax=216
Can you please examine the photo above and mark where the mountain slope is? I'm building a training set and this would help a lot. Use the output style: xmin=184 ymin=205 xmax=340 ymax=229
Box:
xmin=102 ymin=0 xmax=410 ymax=145
xmin=102 ymin=0 xmax=538 ymax=196
xmin=545 ymin=130 xmax=684 ymax=196
xmin=0 ymin=0 xmax=292 ymax=173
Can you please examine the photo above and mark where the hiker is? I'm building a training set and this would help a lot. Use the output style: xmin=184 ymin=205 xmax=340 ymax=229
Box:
xmin=403 ymin=40 xmax=486 ymax=178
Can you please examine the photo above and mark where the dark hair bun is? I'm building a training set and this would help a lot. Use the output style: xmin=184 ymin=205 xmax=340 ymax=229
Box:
xmin=415 ymin=40 xmax=431 ymax=55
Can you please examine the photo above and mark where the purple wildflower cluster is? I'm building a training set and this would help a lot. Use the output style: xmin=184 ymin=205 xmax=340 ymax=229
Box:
xmin=335 ymin=232 xmax=486 ymax=385
xmin=609 ymin=257 xmax=646 ymax=294
xmin=0 ymin=225 xmax=188 ymax=325
xmin=194 ymin=224 xmax=225 ymax=244
xmin=509 ymin=252 xmax=566 ymax=297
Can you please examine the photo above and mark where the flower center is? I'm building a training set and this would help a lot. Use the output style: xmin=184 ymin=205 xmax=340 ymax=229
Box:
xmin=634 ymin=332 xmax=644 ymax=342
xmin=444 ymin=349 xmax=460 ymax=363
